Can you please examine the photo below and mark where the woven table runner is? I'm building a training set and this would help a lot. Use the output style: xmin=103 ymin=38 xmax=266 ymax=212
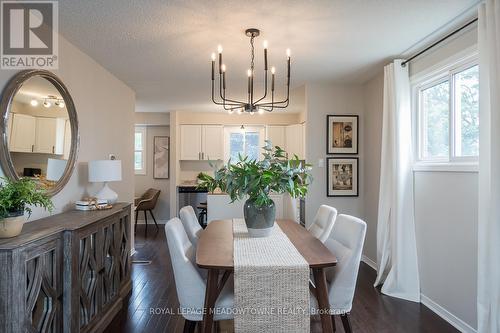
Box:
xmin=233 ymin=219 xmax=310 ymax=333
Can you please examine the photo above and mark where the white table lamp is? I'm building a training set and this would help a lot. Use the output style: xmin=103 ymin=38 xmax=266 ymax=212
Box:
xmin=88 ymin=160 xmax=122 ymax=204
xmin=46 ymin=158 xmax=67 ymax=181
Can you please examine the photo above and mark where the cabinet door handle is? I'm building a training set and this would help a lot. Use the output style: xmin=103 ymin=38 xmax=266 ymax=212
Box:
xmin=31 ymin=145 xmax=34 ymax=152
xmin=52 ymin=146 xmax=55 ymax=154
xmin=202 ymin=152 xmax=204 ymax=160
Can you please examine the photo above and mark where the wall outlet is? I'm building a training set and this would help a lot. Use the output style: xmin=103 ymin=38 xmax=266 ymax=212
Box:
xmin=318 ymin=158 xmax=325 ymax=168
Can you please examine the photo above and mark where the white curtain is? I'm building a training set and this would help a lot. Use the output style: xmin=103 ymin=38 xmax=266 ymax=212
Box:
xmin=374 ymin=60 xmax=420 ymax=302
xmin=478 ymin=1 xmax=500 ymax=332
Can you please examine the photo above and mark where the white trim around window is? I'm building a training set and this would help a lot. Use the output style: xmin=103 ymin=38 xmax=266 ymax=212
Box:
xmin=411 ymin=48 xmax=479 ymax=173
xmin=134 ymin=126 xmax=147 ymax=175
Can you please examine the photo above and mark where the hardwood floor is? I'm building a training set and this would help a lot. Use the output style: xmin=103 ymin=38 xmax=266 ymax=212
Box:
xmin=105 ymin=225 xmax=459 ymax=333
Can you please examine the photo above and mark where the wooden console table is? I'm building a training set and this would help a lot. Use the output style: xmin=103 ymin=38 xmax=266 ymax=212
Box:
xmin=0 ymin=203 xmax=132 ymax=333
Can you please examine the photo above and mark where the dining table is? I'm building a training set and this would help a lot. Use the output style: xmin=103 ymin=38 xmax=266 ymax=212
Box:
xmin=196 ymin=219 xmax=338 ymax=333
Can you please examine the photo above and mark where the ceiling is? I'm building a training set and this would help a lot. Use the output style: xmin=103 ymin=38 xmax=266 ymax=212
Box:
xmin=58 ymin=0 xmax=478 ymax=113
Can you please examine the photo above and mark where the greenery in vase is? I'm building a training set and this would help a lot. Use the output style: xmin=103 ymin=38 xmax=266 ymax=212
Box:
xmin=197 ymin=141 xmax=312 ymax=207
xmin=0 ymin=177 xmax=54 ymax=218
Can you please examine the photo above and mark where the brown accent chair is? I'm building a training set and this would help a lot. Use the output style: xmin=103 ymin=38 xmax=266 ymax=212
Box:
xmin=135 ymin=188 xmax=161 ymax=236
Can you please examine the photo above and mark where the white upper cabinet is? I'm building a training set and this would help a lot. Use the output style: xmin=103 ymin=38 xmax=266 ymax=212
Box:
xmin=180 ymin=125 xmax=202 ymax=160
xmin=202 ymin=125 xmax=224 ymax=160
xmin=9 ymin=114 xmax=65 ymax=155
xmin=266 ymin=125 xmax=286 ymax=149
xmin=180 ymin=124 xmax=224 ymax=160
xmin=285 ymin=124 xmax=305 ymax=159
xmin=34 ymin=117 xmax=65 ymax=154
xmin=9 ymin=114 xmax=36 ymax=153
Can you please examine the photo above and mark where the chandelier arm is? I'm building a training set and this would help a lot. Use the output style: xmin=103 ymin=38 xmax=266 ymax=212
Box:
xmin=256 ymin=81 xmax=290 ymax=106
xmin=218 ymin=72 xmax=246 ymax=105
xmin=212 ymin=79 xmax=243 ymax=106
xmin=222 ymin=86 xmax=245 ymax=110
xmin=254 ymin=70 xmax=268 ymax=104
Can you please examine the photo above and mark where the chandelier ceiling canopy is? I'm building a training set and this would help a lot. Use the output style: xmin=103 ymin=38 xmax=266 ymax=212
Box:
xmin=211 ymin=28 xmax=291 ymax=114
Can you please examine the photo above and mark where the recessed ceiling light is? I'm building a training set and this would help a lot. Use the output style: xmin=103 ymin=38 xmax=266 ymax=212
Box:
xmin=30 ymin=99 xmax=38 ymax=107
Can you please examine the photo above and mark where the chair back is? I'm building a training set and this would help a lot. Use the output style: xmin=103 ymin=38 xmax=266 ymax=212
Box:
xmin=136 ymin=188 xmax=161 ymax=211
xmin=179 ymin=206 xmax=203 ymax=247
xmin=307 ymin=205 xmax=338 ymax=243
xmin=324 ymin=214 xmax=366 ymax=312
xmin=164 ymin=218 xmax=206 ymax=312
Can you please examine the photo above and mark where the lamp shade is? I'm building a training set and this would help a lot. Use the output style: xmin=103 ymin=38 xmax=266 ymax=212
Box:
xmin=46 ymin=158 xmax=67 ymax=181
xmin=88 ymin=160 xmax=122 ymax=183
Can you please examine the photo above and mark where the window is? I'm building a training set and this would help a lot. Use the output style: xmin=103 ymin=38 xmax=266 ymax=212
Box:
xmin=224 ymin=126 xmax=265 ymax=162
xmin=134 ymin=126 xmax=146 ymax=174
xmin=415 ymin=57 xmax=479 ymax=165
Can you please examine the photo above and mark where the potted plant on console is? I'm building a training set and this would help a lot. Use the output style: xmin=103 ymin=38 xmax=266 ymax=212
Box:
xmin=0 ymin=177 xmax=54 ymax=238
xmin=198 ymin=142 xmax=312 ymax=237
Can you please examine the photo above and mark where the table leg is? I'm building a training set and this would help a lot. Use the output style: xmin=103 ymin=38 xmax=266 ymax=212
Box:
xmin=313 ymin=267 xmax=333 ymax=332
xmin=202 ymin=268 xmax=219 ymax=333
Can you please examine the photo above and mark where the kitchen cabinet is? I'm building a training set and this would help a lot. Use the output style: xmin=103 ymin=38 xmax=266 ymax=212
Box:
xmin=180 ymin=124 xmax=223 ymax=160
xmin=266 ymin=125 xmax=286 ymax=149
xmin=180 ymin=125 xmax=202 ymax=160
xmin=34 ymin=117 xmax=65 ymax=154
xmin=9 ymin=114 xmax=36 ymax=153
xmin=265 ymin=124 xmax=305 ymax=159
xmin=202 ymin=125 xmax=224 ymax=160
xmin=285 ymin=124 xmax=305 ymax=159
xmin=9 ymin=114 xmax=66 ymax=155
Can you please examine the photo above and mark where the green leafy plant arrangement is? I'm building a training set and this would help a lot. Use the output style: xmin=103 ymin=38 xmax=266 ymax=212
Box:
xmin=198 ymin=142 xmax=312 ymax=207
xmin=0 ymin=177 xmax=54 ymax=219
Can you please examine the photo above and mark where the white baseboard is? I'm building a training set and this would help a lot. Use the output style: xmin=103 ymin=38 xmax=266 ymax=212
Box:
xmin=361 ymin=255 xmax=377 ymax=271
xmin=135 ymin=219 xmax=168 ymax=225
xmin=420 ymin=294 xmax=477 ymax=333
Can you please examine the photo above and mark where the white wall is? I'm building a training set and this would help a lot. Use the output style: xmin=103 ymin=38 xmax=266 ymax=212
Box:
xmin=0 ymin=35 xmax=135 ymax=220
xmin=304 ymin=83 xmax=365 ymax=227
xmin=362 ymin=72 xmax=384 ymax=262
xmin=134 ymin=125 xmax=171 ymax=222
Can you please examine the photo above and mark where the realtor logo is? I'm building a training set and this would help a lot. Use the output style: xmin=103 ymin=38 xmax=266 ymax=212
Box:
xmin=1 ymin=1 xmax=58 ymax=69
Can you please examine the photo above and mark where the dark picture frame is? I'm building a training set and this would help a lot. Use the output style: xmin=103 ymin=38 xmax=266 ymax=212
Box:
xmin=326 ymin=157 xmax=359 ymax=197
xmin=153 ymin=136 xmax=169 ymax=179
xmin=327 ymin=115 xmax=359 ymax=154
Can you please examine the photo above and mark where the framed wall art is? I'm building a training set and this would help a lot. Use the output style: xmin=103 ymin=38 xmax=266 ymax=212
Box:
xmin=327 ymin=157 xmax=358 ymax=197
xmin=327 ymin=115 xmax=358 ymax=154
xmin=153 ymin=136 xmax=169 ymax=179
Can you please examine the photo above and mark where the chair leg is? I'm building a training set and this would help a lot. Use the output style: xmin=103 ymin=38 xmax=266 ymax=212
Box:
xmin=340 ymin=313 xmax=352 ymax=333
xmin=134 ymin=210 xmax=138 ymax=234
xmin=183 ymin=319 xmax=196 ymax=333
xmin=149 ymin=210 xmax=159 ymax=229
xmin=331 ymin=315 xmax=336 ymax=332
xmin=144 ymin=210 xmax=148 ymax=237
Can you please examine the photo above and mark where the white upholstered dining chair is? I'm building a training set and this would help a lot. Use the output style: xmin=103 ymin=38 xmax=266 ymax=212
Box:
xmin=179 ymin=205 xmax=203 ymax=247
xmin=164 ymin=218 xmax=234 ymax=332
xmin=310 ymin=214 xmax=367 ymax=333
xmin=307 ymin=205 xmax=338 ymax=243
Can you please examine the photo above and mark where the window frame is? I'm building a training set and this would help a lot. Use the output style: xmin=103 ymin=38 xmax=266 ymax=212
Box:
xmin=134 ymin=126 xmax=147 ymax=175
xmin=223 ymin=125 xmax=265 ymax=162
xmin=412 ymin=50 xmax=479 ymax=172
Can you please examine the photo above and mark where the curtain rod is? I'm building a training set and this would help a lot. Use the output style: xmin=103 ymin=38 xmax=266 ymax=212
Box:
xmin=401 ymin=17 xmax=478 ymax=67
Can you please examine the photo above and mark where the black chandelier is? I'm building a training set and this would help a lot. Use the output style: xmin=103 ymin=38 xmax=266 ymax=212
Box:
xmin=211 ymin=28 xmax=291 ymax=114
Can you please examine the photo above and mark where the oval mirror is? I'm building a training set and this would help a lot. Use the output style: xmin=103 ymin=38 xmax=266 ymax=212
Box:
xmin=0 ymin=70 xmax=79 ymax=196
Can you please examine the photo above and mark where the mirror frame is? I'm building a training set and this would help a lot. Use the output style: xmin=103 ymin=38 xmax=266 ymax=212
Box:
xmin=0 ymin=70 xmax=79 ymax=196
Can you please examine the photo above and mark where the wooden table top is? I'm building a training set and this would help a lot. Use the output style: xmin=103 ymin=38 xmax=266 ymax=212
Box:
xmin=196 ymin=219 xmax=337 ymax=270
